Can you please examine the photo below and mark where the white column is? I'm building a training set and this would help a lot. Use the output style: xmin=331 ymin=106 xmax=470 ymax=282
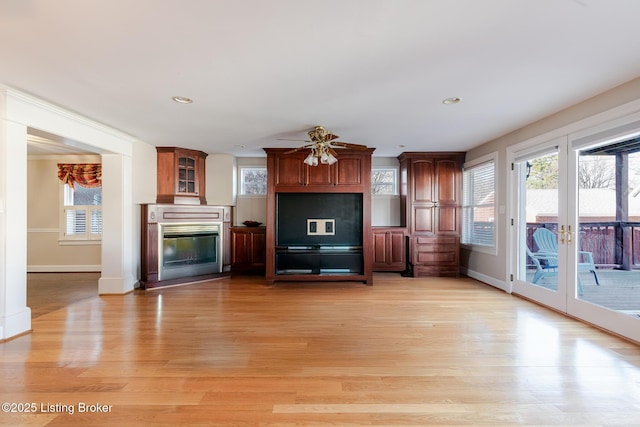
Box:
xmin=98 ymin=153 xmax=136 ymax=294
xmin=0 ymin=108 xmax=31 ymax=340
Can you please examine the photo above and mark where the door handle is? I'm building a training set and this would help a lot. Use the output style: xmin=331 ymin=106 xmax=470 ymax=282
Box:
xmin=559 ymin=225 xmax=566 ymax=244
xmin=567 ymin=225 xmax=573 ymax=245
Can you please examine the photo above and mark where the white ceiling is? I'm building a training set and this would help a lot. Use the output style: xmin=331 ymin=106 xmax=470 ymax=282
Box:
xmin=2 ymin=0 xmax=640 ymax=157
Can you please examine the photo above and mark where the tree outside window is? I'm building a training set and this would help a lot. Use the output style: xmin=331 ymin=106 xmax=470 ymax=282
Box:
xmin=240 ymin=167 xmax=267 ymax=195
xmin=372 ymin=168 xmax=397 ymax=195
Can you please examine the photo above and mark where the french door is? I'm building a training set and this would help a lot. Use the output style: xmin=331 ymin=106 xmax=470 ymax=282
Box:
xmin=512 ymin=138 xmax=571 ymax=312
xmin=510 ymin=131 xmax=640 ymax=342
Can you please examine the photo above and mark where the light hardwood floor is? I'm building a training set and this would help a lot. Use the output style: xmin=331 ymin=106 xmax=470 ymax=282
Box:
xmin=2 ymin=273 xmax=640 ymax=426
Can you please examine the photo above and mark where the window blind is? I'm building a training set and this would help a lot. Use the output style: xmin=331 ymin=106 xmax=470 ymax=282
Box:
xmin=462 ymin=160 xmax=495 ymax=247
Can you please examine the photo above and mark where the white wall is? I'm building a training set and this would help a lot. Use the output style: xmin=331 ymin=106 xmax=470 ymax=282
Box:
xmin=206 ymin=154 xmax=235 ymax=207
xmin=462 ymin=76 xmax=640 ymax=287
xmin=131 ymin=140 xmax=157 ymax=279
xmin=132 ymin=141 xmax=157 ymax=205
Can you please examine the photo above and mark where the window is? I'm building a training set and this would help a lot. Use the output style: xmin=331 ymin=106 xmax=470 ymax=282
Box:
xmin=372 ymin=168 xmax=397 ymax=195
xmin=240 ymin=167 xmax=267 ymax=195
xmin=57 ymin=163 xmax=102 ymax=242
xmin=62 ymin=183 xmax=102 ymax=241
xmin=462 ymin=155 xmax=496 ymax=249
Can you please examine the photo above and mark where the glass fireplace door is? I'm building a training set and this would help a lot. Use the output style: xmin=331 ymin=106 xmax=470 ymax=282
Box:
xmin=159 ymin=223 xmax=221 ymax=280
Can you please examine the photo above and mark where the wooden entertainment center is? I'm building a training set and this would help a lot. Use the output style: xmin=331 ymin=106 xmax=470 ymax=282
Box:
xmin=263 ymin=148 xmax=375 ymax=285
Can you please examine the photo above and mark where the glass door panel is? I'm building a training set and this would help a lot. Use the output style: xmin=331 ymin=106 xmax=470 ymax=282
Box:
xmin=512 ymin=142 xmax=569 ymax=312
xmin=575 ymin=148 xmax=640 ymax=318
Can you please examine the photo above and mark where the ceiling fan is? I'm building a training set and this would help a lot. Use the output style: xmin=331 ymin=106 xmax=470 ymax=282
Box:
xmin=279 ymin=126 xmax=368 ymax=166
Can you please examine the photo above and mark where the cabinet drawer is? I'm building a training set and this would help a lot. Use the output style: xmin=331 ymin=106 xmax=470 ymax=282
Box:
xmin=415 ymin=236 xmax=457 ymax=245
xmin=414 ymin=265 xmax=459 ymax=277
xmin=412 ymin=234 xmax=459 ymax=268
xmin=416 ymin=251 xmax=457 ymax=265
xmin=415 ymin=242 xmax=458 ymax=254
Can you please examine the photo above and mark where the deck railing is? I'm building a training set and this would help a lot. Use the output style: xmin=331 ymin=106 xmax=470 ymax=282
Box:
xmin=526 ymin=221 xmax=640 ymax=269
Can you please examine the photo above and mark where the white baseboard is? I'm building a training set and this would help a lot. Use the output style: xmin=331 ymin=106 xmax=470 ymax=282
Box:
xmin=0 ymin=306 xmax=31 ymax=341
xmin=27 ymin=265 xmax=101 ymax=273
xmin=460 ymin=267 xmax=508 ymax=292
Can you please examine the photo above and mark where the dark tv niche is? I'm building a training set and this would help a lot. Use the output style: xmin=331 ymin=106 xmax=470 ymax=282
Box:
xmin=276 ymin=193 xmax=363 ymax=247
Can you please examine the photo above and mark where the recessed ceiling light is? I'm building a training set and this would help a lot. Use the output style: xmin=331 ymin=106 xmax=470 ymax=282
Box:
xmin=442 ymin=97 xmax=462 ymax=105
xmin=172 ymin=96 xmax=193 ymax=104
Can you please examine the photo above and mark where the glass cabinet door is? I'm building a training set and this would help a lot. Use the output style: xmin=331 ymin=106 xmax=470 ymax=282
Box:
xmin=177 ymin=156 xmax=196 ymax=194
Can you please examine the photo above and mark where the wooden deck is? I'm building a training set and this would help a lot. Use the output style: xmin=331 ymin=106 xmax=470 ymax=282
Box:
xmin=3 ymin=272 xmax=638 ymax=426
xmin=580 ymin=269 xmax=640 ymax=314
xmin=527 ymin=268 xmax=640 ymax=315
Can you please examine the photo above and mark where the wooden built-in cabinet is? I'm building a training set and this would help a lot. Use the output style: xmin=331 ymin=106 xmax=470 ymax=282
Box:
xmin=156 ymin=147 xmax=208 ymax=205
xmin=271 ymin=151 xmax=366 ymax=190
xmin=264 ymin=148 xmax=375 ymax=285
xmin=372 ymin=227 xmax=407 ymax=272
xmin=230 ymin=227 xmax=266 ymax=274
xmin=398 ymin=152 xmax=465 ymax=277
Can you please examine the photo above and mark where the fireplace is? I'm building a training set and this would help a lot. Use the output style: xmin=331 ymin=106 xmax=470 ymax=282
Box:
xmin=158 ymin=223 xmax=222 ymax=281
xmin=140 ymin=204 xmax=231 ymax=288
xmin=140 ymin=147 xmax=233 ymax=289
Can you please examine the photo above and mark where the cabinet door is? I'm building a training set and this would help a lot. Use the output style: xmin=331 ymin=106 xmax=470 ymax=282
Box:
xmin=231 ymin=230 xmax=252 ymax=265
xmin=306 ymin=162 xmax=333 ymax=186
xmin=411 ymin=159 xmax=435 ymax=203
xmin=176 ymin=155 xmax=198 ymax=194
xmin=434 ymin=159 xmax=460 ymax=234
xmin=411 ymin=159 xmax=436 ymax=234
xmin=335 ymin=157 xmax=362 ymax=186
xmin=413 ymin=206 xmax=435 ymax=234
xmin=231 ymin=228 xmax=266 ymax=272
xmin=387 ymin=230 xmax=406 ymax=265
xmin=250 ymin=230 xmax=266 ymax=269
xmin=275 ymin=156 xmax=304 ymax=186
xmin=373 ymin=231 xmax=389 ymax=265
xmin=373 ymin=229 xmax=406 ymax=271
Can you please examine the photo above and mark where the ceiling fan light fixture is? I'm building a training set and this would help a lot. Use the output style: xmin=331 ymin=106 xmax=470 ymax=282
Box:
xmin=286 ymin=125 xmax=367 ymax=166
xmin=320 ymin=151 xmax=330 ymax=164
xmin=304 ymin=152 xmax=318 ymax=166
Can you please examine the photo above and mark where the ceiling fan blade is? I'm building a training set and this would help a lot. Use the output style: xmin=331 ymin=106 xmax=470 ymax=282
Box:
xmin=330 ymin=141 xmax=368 ymax=150
xmin=283 ymin=144 xmax=313 ymax=155
xmin=328 ymin=148 xmax=339 ymax=157
xmin=325 ymin=133 xmax=339 ymax=141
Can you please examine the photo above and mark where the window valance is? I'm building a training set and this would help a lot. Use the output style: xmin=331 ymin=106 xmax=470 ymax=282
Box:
xmin=57 ymin=163 xmax=102 ymax=189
